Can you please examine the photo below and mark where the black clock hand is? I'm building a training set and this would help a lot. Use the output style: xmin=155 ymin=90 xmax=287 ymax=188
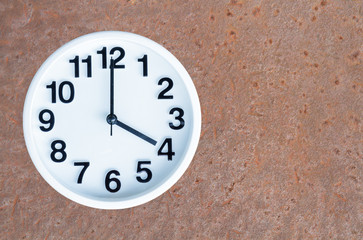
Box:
xmin=107 ymin=57 xmax=115 ymax=136
xmin=114 ymin=119 xmax=157 ymax=146
xmin=105 ymin=57 xmax=156 ymax=145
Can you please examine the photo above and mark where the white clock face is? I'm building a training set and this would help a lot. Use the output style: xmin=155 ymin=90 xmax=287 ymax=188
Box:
xmin=23 ymin=31 xmax=201 ymax=209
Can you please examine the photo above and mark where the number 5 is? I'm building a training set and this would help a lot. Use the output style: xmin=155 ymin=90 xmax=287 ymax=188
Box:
xmin=136 ymin=161 xmax=152 ymax=183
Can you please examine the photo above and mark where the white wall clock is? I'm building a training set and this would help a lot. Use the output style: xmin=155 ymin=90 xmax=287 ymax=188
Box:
xmin=23 ymin=31 xmax=201 ymax=209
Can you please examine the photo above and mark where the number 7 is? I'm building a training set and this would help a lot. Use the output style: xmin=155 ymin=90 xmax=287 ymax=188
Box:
xmin=74 ymin=162 xmax=90 ymax=184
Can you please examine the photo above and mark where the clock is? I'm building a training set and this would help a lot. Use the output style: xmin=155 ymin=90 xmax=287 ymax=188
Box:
xmin=23 ymin=31 xmax=201 ymax=209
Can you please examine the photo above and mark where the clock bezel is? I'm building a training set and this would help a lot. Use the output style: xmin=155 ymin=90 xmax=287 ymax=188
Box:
xmin=23 ymin=31 xmax=201 ymax=209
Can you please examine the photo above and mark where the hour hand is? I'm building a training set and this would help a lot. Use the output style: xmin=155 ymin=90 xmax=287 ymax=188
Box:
xmin=107 ymin=115 xmax=157 ymax=146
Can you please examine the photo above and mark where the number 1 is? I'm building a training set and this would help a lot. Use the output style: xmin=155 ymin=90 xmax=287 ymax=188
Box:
xmin=138 ymin=55 xmax=148 ymax=77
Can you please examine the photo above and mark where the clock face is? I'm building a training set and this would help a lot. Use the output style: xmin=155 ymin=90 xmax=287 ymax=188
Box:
xmin=23 ymin=31 xmax=201 ymax=209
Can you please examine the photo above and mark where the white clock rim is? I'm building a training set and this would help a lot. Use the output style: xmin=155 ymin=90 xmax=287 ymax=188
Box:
xmin=23 ymin=31 xmax=202 ymax=209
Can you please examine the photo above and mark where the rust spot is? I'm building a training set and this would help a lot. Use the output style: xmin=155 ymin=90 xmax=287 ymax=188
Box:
xmin=226 ymin=9 xmax=233 ymax=17
xmin=323 ymin=120 xmax=331 ymax=125
xmin=200 ymin=129 xmax=207 ymax=138
xmin=45 ymin=10 xmax=60 ymax=18
xmin=334 ymin=193 xmax=347 ymax=202
xmin=303 ymin=51 xmax=308 ymax=56
xmin=349 ymin=51 xmax=359 ymax=59
xmin=333 ymin=148 xmax=340 ymax=155
xmin=294 ymin=169 xmax=300 ymax=183
xmin=229 ymin=0 xmax=245 ymax=5
xmin=222 ymin=198 xmax=234 ymax=206
xmin=227 ymin=29 xmax=237 ymax=42
xmin=321 ymin=0 xmax=327 ymax=6
xmin=335 ymin=80 xmax=340 ymax=85
xmin=209 ymin=13 xmax=215 ymax=21
xmin=273 ymin=9 xmax=280 ymax=16
xmin=303 ymin=104 xmax=307 ymax=114
xmin=311 ymin=16 xmax=317 ymax=22
xmin=232 ymin=229 xmax=242 ymax=234
xmin=252 ymin=6 xmax=260 ymax=16
xmin=12 ymin=195 xmax=19 ymax=216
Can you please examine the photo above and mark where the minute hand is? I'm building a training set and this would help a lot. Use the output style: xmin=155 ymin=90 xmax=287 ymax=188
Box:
xmin=109 ymin=57 xmax=115 ymax=136
xmin=114 ymin=120 xmax=157 ymax=146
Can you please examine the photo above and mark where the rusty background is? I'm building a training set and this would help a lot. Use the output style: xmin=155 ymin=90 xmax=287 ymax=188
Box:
xmin=0 ymin=0 xmax=362 ymax=239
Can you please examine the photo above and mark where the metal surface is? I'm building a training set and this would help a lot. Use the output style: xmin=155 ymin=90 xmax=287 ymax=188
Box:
xmin=0 ymin=0 xmax=362 ymax=239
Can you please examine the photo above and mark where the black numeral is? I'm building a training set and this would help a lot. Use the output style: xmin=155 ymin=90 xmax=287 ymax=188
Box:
xmin=69 ymin=55 xmax=92 ymax=78
xmin=81 ymin=55 xmax=92 ymax=77
xmin=105 ymin=170 xmax=121 ymax=193
xmin=50 ymin=140 xmax=67 ymax=163
xmin=97 ymin=47 xmax=125 ymax=69
xmin=110 ymin=47 xmax=125 ymax=69
xmin=138 ymin=55 xmax=148 ymax=77
xmin=58 ymin=81 xmax=74 ymax=103
xmin=74 ymin=162 xmax=90 ymax=184
xmin=46 ymin=81 xmax=57 ymax=103
xmin=97 ymin=47 xmax=107 ymax=68
xmin=39 ymin=109 xmax=55 ymax=132
xmin=158 ymin=138 xmax=175 ymax=161
xmin=169 ymin=107 xmax=185 ymax=130
xmin=158 ymin=77 xmax=173 ymax=99
xmin=136 ymin=161 xmax=152 ymax=183
xmin=46 ymin=81 xmax=75 ymax=103
xmin=69 ymin=56 xmax=79 ymax=78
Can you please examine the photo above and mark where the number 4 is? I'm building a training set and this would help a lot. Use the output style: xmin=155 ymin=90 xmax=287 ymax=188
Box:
xmin=158 ymin=138 xmax=175 ymax=161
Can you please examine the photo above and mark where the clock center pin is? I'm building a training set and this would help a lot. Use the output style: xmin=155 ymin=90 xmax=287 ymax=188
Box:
xmin=106 ymin=114 xmax=117 ymax=125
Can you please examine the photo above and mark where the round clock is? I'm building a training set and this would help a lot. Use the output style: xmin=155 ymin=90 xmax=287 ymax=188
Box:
xmin=23 ymin=31 xmax=201 ymax=209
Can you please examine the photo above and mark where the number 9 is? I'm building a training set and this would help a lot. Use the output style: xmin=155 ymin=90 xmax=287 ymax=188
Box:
xmin=39 ymin=109 xmax=55 ymax=132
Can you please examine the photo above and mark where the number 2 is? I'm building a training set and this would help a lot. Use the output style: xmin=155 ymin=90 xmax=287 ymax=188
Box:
xmin=158 ymin=77 xmax=173 ymax=99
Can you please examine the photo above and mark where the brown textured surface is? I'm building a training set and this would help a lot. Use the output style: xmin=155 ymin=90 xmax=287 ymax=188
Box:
xmin=0 ymin=0 xmax=362 ymax=239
